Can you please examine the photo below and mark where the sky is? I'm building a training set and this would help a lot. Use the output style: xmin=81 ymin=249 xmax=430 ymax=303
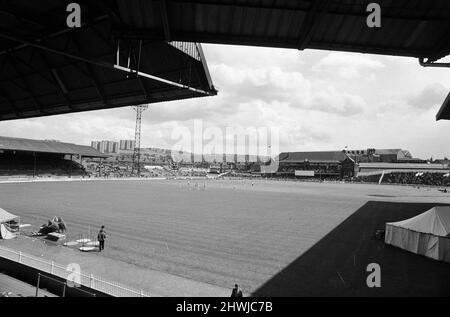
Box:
xmin=0 ymin=44 xmax=449 ymax=159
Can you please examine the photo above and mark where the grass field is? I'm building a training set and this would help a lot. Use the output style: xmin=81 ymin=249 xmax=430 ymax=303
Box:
xmin=0 ymin=179 xmax=449 ymax=295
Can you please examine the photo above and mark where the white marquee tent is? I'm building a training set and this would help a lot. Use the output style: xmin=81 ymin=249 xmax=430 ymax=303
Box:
xmin=385 ymin=206 xmax=450 ymax=263
xmin=0 ymin=207 xmax=19 ymax=239
xmin=0 ymin=207 xmax=17 ymax=223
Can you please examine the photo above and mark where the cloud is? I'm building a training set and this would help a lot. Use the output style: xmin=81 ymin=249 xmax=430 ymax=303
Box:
xmin=313 ymin=52 xmax=385 ymax=79
xmin=304 ymin=88 xmax=368 ymax=116
xmin=153 ymin=100 xmax=333 ymax=156
xmin=209 ymin=63 xmax=366 ymax=116
xmin=408 ymin=83 xmax=447 ymax=110
xmin=144 ymin=96 xmax=240 ymax=124
xmin=142 ymin=60 xmax=366 ymax=127
xmin=203 ymin=44 xmax=304 ymax=71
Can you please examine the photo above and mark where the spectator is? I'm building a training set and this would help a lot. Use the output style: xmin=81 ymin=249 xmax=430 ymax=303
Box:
xmin=97 ymin=225 xmax=106 ymax=252
xmin=231 ymin=284 xmax=243 ymax=298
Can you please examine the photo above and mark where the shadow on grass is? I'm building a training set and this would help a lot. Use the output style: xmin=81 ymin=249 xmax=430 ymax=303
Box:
xmin=253 ymin=201 xmax=450 ymax=297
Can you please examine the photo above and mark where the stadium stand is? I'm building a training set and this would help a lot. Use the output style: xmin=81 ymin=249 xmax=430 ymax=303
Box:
xmin=262 ymin=151 xmax=355 ymax=180
xmin=355 ymin=172 xmax=450 ymax=186
xmin=435 ymin=158 xmax=450 ymax=165
xmin=383 ymin=172 xmax=450 ymax=186
xmin=0 ymin=136 xmax=106 ymax=178
xmin=357 ymin=162 xmax=449 ymax=173
xmin=354 ymin=161 xmax=450 ymax=186
xmin=0 ymin=152 xmax=84 ymax=177
xmin=345 ymin=149 xmax=417 ymax=163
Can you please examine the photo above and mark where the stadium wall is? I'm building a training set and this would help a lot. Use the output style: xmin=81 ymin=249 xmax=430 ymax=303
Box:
xmin=0 ymin=256 xmax=110 ymax=297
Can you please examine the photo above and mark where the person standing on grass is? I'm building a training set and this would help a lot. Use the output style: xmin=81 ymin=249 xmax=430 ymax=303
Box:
xmin=230 ymin=284 xmax=243 ymax=298
xmin=97 ymin=225 xmax=106 ymax=252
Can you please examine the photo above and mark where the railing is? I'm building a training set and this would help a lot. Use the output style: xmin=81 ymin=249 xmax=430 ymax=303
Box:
xmin=0 ymin=245 xmax=150 ymax=297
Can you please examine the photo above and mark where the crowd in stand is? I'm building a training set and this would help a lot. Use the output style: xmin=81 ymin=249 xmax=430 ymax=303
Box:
xmin=0 ymin=154 xmax=87 ymax=177
xmin=355 ymin=172 xmax=450 ymax=187
xmin=276 ymin=165 xmax=341 ymax=175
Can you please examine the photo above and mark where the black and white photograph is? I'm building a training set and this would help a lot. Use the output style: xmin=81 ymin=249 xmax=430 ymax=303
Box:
xmin=0 ymin=0 xmax=449 ymax=304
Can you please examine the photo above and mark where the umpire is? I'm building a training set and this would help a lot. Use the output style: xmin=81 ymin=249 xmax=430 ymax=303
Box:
xmin=97 ymin=225 xmax=106 ymax=252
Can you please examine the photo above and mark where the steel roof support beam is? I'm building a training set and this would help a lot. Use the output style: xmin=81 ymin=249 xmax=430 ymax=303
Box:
xmin=114 ymin=64 xmax=211 ymax=95
xmin=0 ymin=57 xmax=202 ymax=85
xmin=435 ymin=92 xmax=450 ymax=121
xmin=0 ymin=15 xmax=110 ymax=56
xmin=51 ymin=69 xmax=68 ymax=94
xmin=159 ymin=0 xmax=172 ymax=42
xmin=85 ymin=21 xmax=112 ymax=47
xmin=78 ymin=0 xmax=122 ymax=26
xmin=297 ymin=0 xmax=329 ymax=50
xmin=136 ymin=73 xmax=152 ymax=100
xmin=309 ymin=40 xmax=426 ymax=58
xmin=12 ymin=49 xmax=74 ymax=110
xmin=10 ymin=52 xmax=58 ymax=86
xmin=70 ymin=61 xmax=109 ymax=105
xmin=0 ymin=5 xmax=58 ymax=30
xmin=0 ymin=84 xmax=21 ymax=118
xmin=122 ymin=39 xmax=152 ymax=100
xmin=66 ymin=32 xmax=110 ymax=106
xmin=6 ymin=52 xmax=43 ymax=113
xmin=196 ymin=44 xmax=214 ymax=90
xmin=419 ymin=58 xmax=450 ymax=68
xmin=12 ymin=50 xmax=73 ymax=110
xmin=49 ymin=67 xmax=75 ymax=110
xmin=171 ymin=1 xmax=450 ymax=22
xmin=0 ymin=32 xmax=213 ymax=96
xmin=122 ymin=28 xmax=433 ymax=60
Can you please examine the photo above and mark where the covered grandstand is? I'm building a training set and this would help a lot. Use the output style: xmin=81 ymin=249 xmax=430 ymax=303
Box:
xmin=262 ymin=151 xmax=355 ymax=179
xmin=357 ymin=162 xmax=450 ymax=174
xmin=0 ymin=1 xmax=217 ymax=121
xmin=345 ymin=149 xmax=418 ymax=163
xmin=0 ymin=135 xmax=107 ymax=177
xmin=355 ymin=162 xmax=450 ymax=186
